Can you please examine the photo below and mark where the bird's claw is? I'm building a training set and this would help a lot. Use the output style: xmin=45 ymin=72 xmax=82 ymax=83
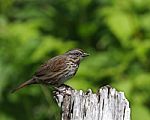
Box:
xmin=53 ymin=84 xmax=73 ymax=96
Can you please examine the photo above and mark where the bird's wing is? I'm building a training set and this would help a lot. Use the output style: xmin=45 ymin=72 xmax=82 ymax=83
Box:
xmin=34 ymin=55 xmax=67 ymax=77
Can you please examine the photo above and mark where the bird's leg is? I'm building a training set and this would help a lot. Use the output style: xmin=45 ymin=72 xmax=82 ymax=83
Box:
xmin=55 ymin=84 xmax=73 ymax=90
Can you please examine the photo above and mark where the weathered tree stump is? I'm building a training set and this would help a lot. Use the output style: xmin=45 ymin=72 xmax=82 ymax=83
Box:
xmin=54 ymin=85 xmax=130 ymax=120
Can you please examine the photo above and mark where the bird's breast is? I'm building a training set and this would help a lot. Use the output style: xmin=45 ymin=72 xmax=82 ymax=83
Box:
xmin=56 ymin=62 xmax=79 ymax=84
xmin=65 ymin=62 xmax=78 ymax=78
xmin=69 ymin=63 xmax=78 ymax=75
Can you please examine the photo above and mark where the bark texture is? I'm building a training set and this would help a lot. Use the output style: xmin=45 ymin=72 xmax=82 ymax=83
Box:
xmin=54 ymin=85 xmax=130 ymax=120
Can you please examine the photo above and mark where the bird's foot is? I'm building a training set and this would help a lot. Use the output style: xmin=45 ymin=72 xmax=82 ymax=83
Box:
xmin=53 ymin=84 xmax=73 ymax=96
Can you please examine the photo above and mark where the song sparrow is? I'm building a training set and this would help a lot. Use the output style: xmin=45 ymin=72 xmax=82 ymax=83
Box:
xmin=11 ymin=48 xmax=89 ymax=93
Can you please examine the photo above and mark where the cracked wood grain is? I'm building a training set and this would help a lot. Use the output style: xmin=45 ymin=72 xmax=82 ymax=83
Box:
xmin=54 ymin=85 xmax=130 ymax=120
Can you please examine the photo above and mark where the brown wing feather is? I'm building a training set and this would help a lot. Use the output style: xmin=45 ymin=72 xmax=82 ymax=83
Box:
xmin=35 ymin=55 xmax=67 ymax=77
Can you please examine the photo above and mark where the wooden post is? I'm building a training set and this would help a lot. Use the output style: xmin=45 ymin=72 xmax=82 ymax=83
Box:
xmin=54 ymin=85 xmax=130 ymax=120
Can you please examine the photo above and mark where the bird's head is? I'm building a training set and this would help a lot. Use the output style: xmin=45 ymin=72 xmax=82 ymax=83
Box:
xmin=65 ymin=48 xmax=89 ymax=62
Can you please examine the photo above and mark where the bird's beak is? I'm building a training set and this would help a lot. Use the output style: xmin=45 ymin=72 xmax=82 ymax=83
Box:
xmin=82 ymin=52 xmax=90 ymax=57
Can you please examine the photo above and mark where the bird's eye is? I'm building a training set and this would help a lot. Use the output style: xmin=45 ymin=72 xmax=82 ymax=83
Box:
xmin=75 ymin=53 xmax=79 ymax=55
xmin=75 ymin=52 xmax=82 ymax=56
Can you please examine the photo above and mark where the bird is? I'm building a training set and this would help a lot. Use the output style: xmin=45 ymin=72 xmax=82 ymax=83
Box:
xmin=11 ymin=48 xmax=89 ymax=93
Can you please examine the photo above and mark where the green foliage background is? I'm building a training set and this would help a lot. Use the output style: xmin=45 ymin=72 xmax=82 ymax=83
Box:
xmin=0 ymin=0 xmax=150 ymax=120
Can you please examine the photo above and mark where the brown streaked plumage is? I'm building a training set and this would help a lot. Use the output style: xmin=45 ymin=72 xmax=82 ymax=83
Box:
xmin=11 ymin=48 xmax=89 ymax=93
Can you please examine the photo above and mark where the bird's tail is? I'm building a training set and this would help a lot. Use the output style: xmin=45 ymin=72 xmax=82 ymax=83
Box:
xmin=11 ymin=78 xmax=37 ymax=93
